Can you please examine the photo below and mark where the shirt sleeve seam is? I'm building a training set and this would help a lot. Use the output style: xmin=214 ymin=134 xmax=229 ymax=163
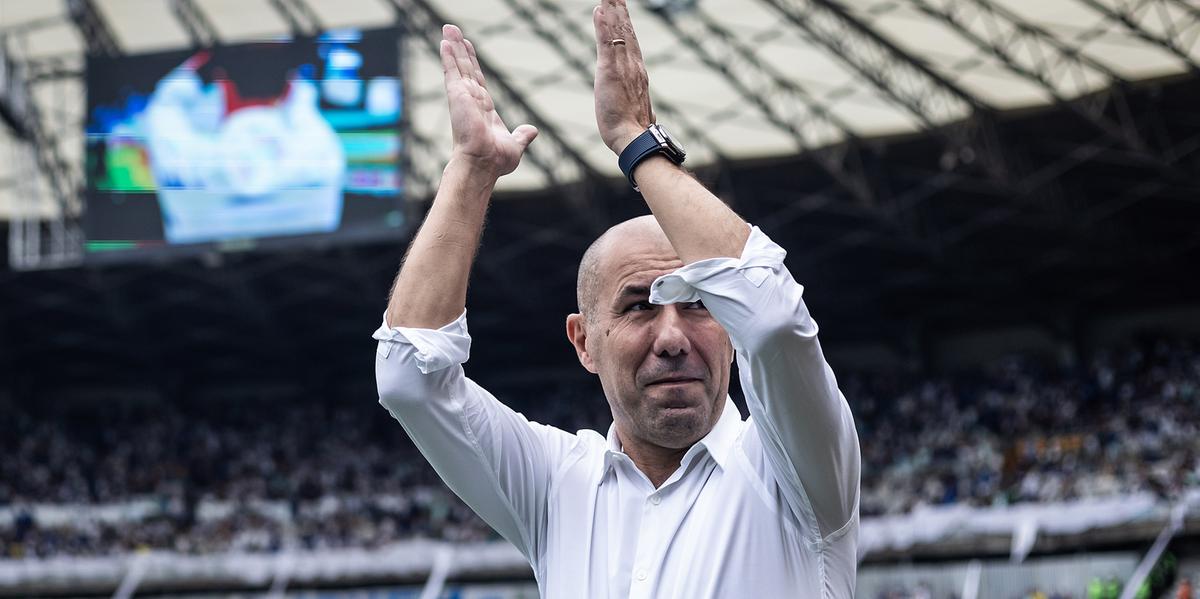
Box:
xmin=743 ymin=350 xmax=827 ymax=545
xmin=819 ymin=507 xmax=858 ymax=545
xmin=732 ymin=433 xmax=819 ymax=550
xmin=541 ymin=434 xmax=592 ymax=571
xmin=818 ymin=516 xmax=857 ymax=599
xmin=450 ymin=385 xmax=538 ymax=565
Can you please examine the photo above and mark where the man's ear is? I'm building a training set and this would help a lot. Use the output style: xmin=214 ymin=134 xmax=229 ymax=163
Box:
xmin=566 ymin=313 xmax=598 ymax=374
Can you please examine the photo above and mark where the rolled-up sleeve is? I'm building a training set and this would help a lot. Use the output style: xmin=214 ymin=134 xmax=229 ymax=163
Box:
xmin=649 ymin=226 xmax=861 ymax=539
xmin=374 ymin=311 xmax=577 ymax=565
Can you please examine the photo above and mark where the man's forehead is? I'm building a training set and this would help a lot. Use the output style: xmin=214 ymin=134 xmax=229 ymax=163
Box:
xmin=598 ymin=221 xmax=673 ymax=261
xmin=596 ymin=220 xmax=674 ymax=269
xmin=602 ymin=248 xmax=682 ymax=299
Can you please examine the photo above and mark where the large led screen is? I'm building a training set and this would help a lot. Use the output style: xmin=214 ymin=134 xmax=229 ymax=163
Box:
xmin=84 ymin=28 xmax=405 ymax=259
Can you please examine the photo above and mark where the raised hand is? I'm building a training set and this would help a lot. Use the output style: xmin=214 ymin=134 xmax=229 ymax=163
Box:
xmin=593 ymin=0 xmax=655 ymax=155
xmin=440 ymin=24 xmax=538 ymax=177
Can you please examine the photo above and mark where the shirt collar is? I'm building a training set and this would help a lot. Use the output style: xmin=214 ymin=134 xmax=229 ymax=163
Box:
xmin=600 ymin=397 xmax=742 ymax=484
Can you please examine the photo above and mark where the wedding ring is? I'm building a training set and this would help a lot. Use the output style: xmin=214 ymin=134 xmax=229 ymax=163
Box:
xmin=610 ymin=38 xmax=626 ymax=46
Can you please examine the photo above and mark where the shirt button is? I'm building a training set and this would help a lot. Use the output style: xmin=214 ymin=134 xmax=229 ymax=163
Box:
xmin=636 ymin=570 xmax=648 ymax=581
xmin=650 ymin=494 xmax=661 ymax=505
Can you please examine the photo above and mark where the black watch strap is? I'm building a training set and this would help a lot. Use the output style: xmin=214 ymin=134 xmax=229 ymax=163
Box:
xmin=618 ymin=129 xmax=666 ymax=192
xmin=618 ymin=125 xmax=686 ymax=192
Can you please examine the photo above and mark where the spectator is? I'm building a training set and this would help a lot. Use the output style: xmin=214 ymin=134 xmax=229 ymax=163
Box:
xmin=2 ymin=338 xmax=1197 ymax=557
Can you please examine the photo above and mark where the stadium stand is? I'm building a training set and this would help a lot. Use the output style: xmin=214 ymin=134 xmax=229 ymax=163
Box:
xmin=4 ymin=0 xmax=1200 ymax=596
xmin=4 ymin=336 xmax=1196 ymax=561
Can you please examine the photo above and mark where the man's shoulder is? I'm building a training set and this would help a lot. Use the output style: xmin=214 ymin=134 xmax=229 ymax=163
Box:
xmin=536 ymin=427 xmax=609 ymax=493
xmin=523 ymin=421 xmax=608 ymax=464
xmin=569 ymin=427 xmax=609 ymax=460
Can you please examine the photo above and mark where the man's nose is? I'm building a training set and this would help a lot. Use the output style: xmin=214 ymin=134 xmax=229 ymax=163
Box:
xmin=651 ymin=304 xmax=692 ymax=357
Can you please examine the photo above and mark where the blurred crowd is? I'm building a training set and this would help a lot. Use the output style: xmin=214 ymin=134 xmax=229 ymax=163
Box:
xmin=868 ymin=553 xmax=1191 ymax=599
xmin=0 ymin=383 xmax=606 ymax=557
xmin=2 ymin=337 xmax=1198 ymax=558
xmin=855 ymin=338 xmax=1200 ymax=516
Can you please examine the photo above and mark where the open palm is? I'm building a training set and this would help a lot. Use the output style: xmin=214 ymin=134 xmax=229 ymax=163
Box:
xmin=441 ymin=25 xmax=537 ymax=177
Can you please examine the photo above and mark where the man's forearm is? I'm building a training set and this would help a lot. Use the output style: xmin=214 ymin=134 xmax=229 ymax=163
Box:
xmin=384 ymin=23 xmax=538 ymax=329
xmin=592 ymin=0 xmax=749 ymax=265
xmin=633 ymin=155 xmax=750 ymax=264
xmin=385 ymin=159 xmax=496 ymax=329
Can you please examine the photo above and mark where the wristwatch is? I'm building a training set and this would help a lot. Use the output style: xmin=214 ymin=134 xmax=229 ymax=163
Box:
xmin=617 ymin=124 xmax=687 ymax=192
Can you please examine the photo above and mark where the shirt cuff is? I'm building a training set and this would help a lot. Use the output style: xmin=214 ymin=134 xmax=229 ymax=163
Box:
xmin=649 ymin=225 xmax=787 ymax=305
xmin=372 ymin=310 xmax=472 ymax=374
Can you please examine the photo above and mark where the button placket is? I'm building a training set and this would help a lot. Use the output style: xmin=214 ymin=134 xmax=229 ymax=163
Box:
xmin=628 ymin=490 xmax=661 ymax=598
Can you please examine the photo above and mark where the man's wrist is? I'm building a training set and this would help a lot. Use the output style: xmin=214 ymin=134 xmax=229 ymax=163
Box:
xmin=444 ymin=154 xmax=502 ymax=189
xmin=439 ymin=156 xmax=500 ymax=211
xmin=629 ymin=153 xmax=678 ymax=188
xmin=609 ymin=126 xmax=647 ymax=156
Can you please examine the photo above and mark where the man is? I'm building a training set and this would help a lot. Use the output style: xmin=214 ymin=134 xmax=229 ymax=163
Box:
xmin=374 ymin=1 xmax=860 ymax=596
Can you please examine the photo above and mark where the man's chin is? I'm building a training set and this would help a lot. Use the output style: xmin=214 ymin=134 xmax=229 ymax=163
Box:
xmin=647 ymin=403 xmax=709 ymax=444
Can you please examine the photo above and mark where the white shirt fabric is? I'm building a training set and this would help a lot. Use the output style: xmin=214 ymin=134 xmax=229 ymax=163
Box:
xmin=374 ymin=225 xmax=861 ymax=598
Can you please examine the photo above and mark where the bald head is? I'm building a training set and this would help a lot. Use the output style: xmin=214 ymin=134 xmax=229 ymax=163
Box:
xmin=576 ymin=216 xmax=673 ymax=320
xmin=564 ymin=215 xmax=733 ymax=458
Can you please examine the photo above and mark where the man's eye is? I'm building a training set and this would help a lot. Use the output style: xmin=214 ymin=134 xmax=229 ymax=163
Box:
xmin=627 ymin=301 xmax=653 ymax=312
xmin=685 ymin=300 xmax=707 ymax=310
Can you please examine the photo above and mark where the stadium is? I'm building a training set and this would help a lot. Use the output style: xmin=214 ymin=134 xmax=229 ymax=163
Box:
xmin=2 ymin=0 xmax=1200 ymax=597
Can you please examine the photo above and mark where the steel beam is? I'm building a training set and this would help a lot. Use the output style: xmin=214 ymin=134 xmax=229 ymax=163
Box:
xmin=22 ymin=55 xmax=83 ymax=84
xmin=1074 ymin=0 xmax=1200 ymax=74
xmin=66 ymin=0 xmax=121 ymax=57
xmin=0 ymin=44 xmax=75 ymax=216
xmin=2 ymin=31 xmax=85 ymax=269
xmin=495 ymin=0 xmax=728 ymax=169
xmin=759 ymin=0 xmax=1014 ymax=184
xmin=938 ymin=124 xmax=1200 ymax=272
xmin=647 ymin=6 xmax=878 ymax=204
xmin=906 ymin=0 xmax=1163 ymax=166
xmin=385 ymin=0 xmax=603 ymax=188
xmin=1168 ymin=0 xmax=1200 ymax=21
xmin=169 ymin=0 xmax=221 ymax=48
xmin=992 ymin=130 xmax=1200 ymax=302
xmin=794 ymin=129 xmax=1129 ymax=269
xmin=267 ymin=0 xmax=324 ymax=37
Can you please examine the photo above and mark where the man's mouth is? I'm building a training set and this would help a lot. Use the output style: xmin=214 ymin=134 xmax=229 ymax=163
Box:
xmin=647 ymin=376 xmax=702 ymax=387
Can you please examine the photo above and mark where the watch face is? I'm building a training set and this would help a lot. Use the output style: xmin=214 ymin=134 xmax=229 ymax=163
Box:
xmin=657 ymin=125 xmax=686 ymax=160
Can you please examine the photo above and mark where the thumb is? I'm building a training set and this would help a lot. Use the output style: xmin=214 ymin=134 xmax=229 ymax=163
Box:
xmin=512 ymin=124 xmax=538 ymax=149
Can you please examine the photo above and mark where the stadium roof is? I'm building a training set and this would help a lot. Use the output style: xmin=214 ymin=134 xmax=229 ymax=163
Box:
xmin=1 ymin=0 xmax=1199 ymax=217
xmin=3 ymin=70 xmax=1200 ymax=396
xmin=2 ymin=0 xmax=1200 ymax=397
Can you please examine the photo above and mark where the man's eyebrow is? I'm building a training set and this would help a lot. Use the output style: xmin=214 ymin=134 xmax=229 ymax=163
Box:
xmin=613 ymin=284 xmax=651 ymax=304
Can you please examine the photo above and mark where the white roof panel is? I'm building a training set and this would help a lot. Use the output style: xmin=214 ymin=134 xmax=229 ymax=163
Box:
xmin=1 ymin=0 xmax=1195 ymax=216
xmin=95 ymin=0 xmax=191 ymax=54
xmin=194 ymin=0 xmax=291 ymax=42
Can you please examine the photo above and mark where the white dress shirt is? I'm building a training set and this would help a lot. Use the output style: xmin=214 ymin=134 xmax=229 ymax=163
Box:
xmin=374 ymin=226 xmax=861 ymax=598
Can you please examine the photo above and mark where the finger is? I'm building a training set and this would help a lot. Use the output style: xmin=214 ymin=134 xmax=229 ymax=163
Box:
xmin=600 ymin=3 xmax=630 ymax=78
xmin=443 ymin=25 xmax=478 ymax=92
xmin=606 ymin=0 xmax=644 ymax=61
xmin=511 ymin=124 xmax=539 ymax=150
xmin=439 ymin=40 xmax=462 ymax=83
xmin=462 ymin=38 xmax=489 ymax=90
xmin=593 ymin=5 xmax=621 ymax=71
xmin=593 ymin=5 xmax=607 ymax=53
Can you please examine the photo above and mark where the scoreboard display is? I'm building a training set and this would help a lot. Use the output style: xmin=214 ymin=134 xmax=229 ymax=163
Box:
xmin=83 ymin=28 xmax=407 ymax=260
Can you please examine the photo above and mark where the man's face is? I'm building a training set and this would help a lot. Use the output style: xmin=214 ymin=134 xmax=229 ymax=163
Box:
xmin=573 ymin=232 xmax=733 ymax=450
